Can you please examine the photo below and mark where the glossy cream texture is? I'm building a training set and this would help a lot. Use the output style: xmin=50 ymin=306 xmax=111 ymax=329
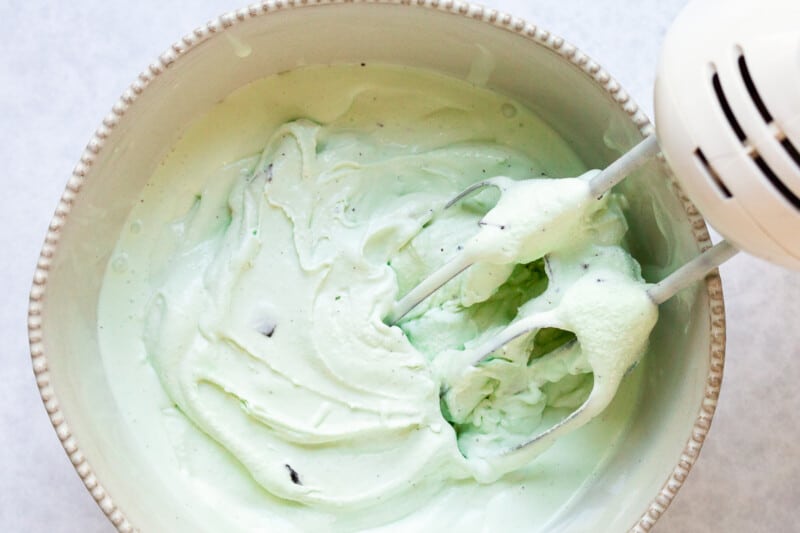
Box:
xmin=406 ymin=175 xmax=658 ymax=482
xmin=98 ymin=65 xmax=654 ymax=532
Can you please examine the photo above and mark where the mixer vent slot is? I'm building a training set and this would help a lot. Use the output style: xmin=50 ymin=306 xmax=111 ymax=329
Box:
xmin=781 ymin=137 xmax=800 ymax=169
xmin=712 ymin=72 xmax=746 ymax=141
xmin=694 ymin=148 xmax=732 ymax=198
xmin=709 ymin=58 xmax=800 ymax=210
xmin=738 ymin=55 xmax=773 ymax=123
xmin=738 ymin=54 xmax=800 ymax=172
xmin=753 ymin=155 xmax=800 ymax=209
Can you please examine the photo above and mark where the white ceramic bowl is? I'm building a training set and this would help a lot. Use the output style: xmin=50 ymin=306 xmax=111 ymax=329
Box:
xmin=28 ymin=2 xmax=725 ymax=531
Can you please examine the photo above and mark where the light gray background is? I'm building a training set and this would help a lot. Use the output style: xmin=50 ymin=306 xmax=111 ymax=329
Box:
xmin=2 ymin=1 xmax=799 ymax=531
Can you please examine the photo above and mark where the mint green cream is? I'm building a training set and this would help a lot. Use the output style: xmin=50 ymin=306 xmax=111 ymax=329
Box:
xmin=98 ymin=65 xmax=657 ymax=531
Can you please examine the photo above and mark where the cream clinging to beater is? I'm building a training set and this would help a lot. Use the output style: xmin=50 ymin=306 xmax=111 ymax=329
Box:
xmin=397 ymin=0 xmax=800 ymax=324
xmin=387 ymin=0 xmax=800 ymax=474
xmin=394 ymin=0 xmax=800 ymax=323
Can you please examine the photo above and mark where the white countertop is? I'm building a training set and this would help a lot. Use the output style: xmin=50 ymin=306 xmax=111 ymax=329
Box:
xmin=2 ymin=0 xmax=799 ymax=531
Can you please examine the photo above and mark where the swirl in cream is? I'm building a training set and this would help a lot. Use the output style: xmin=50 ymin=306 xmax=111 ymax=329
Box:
xmin=99 ymin=64 xmax=656 ymax=530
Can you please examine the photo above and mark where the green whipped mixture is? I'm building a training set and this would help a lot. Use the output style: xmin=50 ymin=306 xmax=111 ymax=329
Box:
xmin=98 ymin=64 xmax=656 ymax=531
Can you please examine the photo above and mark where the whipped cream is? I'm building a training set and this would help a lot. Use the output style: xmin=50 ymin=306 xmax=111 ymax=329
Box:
xmin=98 ymin=64 xmax=653 ymax=532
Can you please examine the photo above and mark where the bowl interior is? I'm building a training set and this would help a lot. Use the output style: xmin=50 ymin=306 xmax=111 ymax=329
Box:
xmin=39 ymin=4 xmax=713 ymax=531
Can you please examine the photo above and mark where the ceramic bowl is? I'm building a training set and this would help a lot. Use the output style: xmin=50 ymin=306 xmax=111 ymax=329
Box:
xmin=28 ymin=1 xmax=725 ymax=531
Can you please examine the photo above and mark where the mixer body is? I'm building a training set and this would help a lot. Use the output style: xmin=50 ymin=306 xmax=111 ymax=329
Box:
xmin=655 ymin=0 xmax=800 ymax=268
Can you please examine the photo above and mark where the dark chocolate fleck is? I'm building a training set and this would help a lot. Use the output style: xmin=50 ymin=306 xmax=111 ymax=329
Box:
xmin=266 ymin=163 xmax=274 ymax=182
xmin=258 ymin=323 xmax=276 ymax=338
xmin=285 ymin=464 xmax=302 ymax=485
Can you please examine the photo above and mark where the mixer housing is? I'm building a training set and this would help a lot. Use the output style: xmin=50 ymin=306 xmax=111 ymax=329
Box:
xmin=655 ymin=0 xmax=800 ymax=268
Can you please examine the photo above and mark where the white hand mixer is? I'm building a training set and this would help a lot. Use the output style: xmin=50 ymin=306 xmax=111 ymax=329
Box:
xmin=389 ymin=0 xmax=800 ymax=474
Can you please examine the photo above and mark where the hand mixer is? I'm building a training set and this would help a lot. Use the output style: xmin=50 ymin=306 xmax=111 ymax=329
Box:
xmin=389 ymin=0 xmax=800 ymax=476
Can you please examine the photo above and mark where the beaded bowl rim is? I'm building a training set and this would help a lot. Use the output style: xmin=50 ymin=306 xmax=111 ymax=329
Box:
xmin=27 ymin=1 xmax=725 ymax=531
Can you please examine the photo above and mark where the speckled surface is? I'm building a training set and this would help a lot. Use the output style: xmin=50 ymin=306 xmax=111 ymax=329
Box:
xmin=2 ymin=1 xmax=799 ymax=531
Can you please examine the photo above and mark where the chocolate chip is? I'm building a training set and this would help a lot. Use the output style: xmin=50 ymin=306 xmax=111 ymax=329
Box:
xmin=285 ymin=464 xmax=302 ymax=485
xmin=257 ymin=322 xmax=276 ymax=338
